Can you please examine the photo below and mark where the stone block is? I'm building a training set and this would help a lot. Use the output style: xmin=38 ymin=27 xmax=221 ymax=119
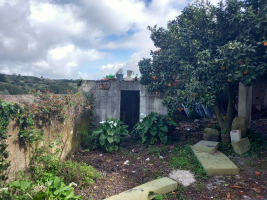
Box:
xmin=232 ymin=137 xmax=251 ymax=154
xmin=191 ymin=146 xmax=239 ymax=176
xmin=194 ymin=140 xmax=219 ymax=153
xmin=203 ymin=128 xmax=219 ymax=141
xmin=230 ymin=130 xmax=241 ymax=143
xmin=105 ymin=177 xmax=177 ymax=200
xmin=232 ymin=117 xmax=247 ymax=136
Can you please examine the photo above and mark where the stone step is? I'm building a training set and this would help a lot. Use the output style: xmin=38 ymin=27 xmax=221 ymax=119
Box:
xmin=232 ymin=137 xmax=251 ymax=154
xmin=193 ymin=140 xmax=219 ymax=153
xmin=191 ymin=146 xmax=239 ymax=176
xmin=104 ymin=177 xmax=177 ymax=200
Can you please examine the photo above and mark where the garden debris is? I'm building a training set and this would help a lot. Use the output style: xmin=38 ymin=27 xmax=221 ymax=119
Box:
xmin=145 ymin=158 xmax=150 ymax=161
xmin=252 ymin=188 xmax=261 ymax=193
xmin=169 ymin=170 xmax=195 ymax=186
xmin=176 ymin=121 xmax=203 ymax=132
xmin=124 ymin=160 xmax=130 ymax=165
xmin=159 ymin=156 xmax=164 ymax=159
xmin=99 ymin=154 xmax=103 ymax=156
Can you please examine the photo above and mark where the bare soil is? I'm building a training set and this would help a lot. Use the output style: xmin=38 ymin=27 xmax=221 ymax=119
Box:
xmin=72 ymin=119 xmax=267 ymax=200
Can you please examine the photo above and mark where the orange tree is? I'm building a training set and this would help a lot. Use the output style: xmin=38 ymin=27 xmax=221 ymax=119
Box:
xmin=138 ymin=0 xmax=267 ymax=143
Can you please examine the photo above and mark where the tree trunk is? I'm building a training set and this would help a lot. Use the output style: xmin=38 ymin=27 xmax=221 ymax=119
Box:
xmin=212 ymin=83 xmax=238 ymax=144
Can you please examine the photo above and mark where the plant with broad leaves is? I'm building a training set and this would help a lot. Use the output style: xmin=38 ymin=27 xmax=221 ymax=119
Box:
xmin=91 ymin=118 xmax=129 ymax=152
xmin=139 ymin=0 xmax=267 ymax=143
xmin=132 ymin=112 xmax=177 ymax=144
xmin=1 ymin=176 xmax=82 ymax=200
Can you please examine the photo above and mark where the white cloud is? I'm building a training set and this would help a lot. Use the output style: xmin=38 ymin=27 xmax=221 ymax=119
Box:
xmin=0 ymin=0 xmax=218 ymax=79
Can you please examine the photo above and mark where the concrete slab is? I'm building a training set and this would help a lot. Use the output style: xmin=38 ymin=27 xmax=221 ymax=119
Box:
xmin=191 ymin=146 xmax=239 ymax=176
xmin=104 ymin=177 xmax=177 ymax=200
xmin=194 ymin=140 xmax=219 ymax=153
xmin=232 ymin=137 xmax=251 ymax=154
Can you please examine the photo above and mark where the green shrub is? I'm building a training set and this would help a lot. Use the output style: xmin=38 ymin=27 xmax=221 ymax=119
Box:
xmin=91 ymin=118 xmax=129 ymax=152
xmin=1 ymin=176 xmax=82 ymax=199
xmin=33 ymin=159 xmax=101 ymax=188
xmin=132 ymin=112 xmax=177 ymax=144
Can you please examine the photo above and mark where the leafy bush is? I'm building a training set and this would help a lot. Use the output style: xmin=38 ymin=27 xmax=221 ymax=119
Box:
xmin=91 ymin=118 xmax=129 ymax=152
xmin=1 ymin=176 xmax=82 ymax=199
xmin=132 ymin=112 xmax=177 ymax=144
xmin=35 ymin=160 xmax=102 ymax=188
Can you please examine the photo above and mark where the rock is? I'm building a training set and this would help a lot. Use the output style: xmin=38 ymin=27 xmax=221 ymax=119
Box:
xmin=232 ymin=137 xmax=251 ymax=154
xmin=203 ymin=128 xmax=219 ymax=141
xmin=231 ymin=117 xmax=247 ymax=136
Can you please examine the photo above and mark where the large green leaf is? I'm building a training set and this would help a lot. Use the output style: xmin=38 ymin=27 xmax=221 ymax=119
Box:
xmin=159 ymin=126 xmax=168 ymax=132
xmin=142 ymin=127 xmax=148 ymax=134
xmin=167 ymin=120 xmax=177 ymax=126
xmin=114 ymin=135 xmax=120 ymax=143
xmin=107 ymin=136 xmax=114 ymax=144
xmin=150 ymin=130 xmax=157 ymax=136
xmin=99 ymin=134 xmax=106 ymax=146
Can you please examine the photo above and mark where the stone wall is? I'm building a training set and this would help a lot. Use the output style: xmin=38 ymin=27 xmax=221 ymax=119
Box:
xmin=0 ymin=95 xmax=89 ymax=180
xmin=78 ymin=80 xmax=167 ymax=128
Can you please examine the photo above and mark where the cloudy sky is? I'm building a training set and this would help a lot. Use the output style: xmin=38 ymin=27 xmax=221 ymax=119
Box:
xmin=0 ymin=0 xmax=221 ymax=80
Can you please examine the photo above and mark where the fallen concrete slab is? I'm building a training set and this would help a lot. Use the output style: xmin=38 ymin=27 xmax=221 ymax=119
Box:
xmin=232 ymin=137 xmax=251 ymax=154
xmin=104 ymin=177 xmax=177 ymax=200
xmin=191 ymin=146 xmax=239 ymax=176
xmin=194 ymin=140 xmax=219 ymax=153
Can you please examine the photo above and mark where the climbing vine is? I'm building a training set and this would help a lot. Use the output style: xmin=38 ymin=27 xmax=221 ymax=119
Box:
xmin=0 ymin=90 xmax=89 ymax=181
xmin=18 ymin=90 xmax=86 ymax=144
xmin=0 ymin=99 xmax=21 ymax=182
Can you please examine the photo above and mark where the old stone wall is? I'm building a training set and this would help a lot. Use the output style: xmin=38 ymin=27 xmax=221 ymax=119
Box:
xmin=78 ymin=80 xmax=167 ymax=128
xmin=0 ymin=95 xmax=89 ymax=180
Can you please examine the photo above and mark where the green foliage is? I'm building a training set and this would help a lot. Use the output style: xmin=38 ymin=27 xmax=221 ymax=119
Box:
xmin=18 ymin=90 xmax=87 ymax=144
xmin=81 ymin=94 xmax=95 ymax=148
xmin=132 ymin=112 xmax=177 ymax=144
xmin=170 ymin=145 xmax=207 ymax=180
xmin=0 ymin=99 xmax=22 ymax=182
xmin=77 ymin=78 xmax=83 ymax=87
xmin=0 ymin=73 xmax=78 ymax=95
xmin=139 ymin=0 xmax=267 ymax=140
xmin=91 ymin=118 xmax=129 ymax=152
xmin=1 ymin=177 xmax=82 ymax=199
xmin=33 ymin=160 xmax=102 ymax=188
xmin=29 ymin=134 xmax=101 ymax=188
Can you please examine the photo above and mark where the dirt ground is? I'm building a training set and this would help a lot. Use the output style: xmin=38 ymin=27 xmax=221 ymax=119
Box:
xmin=72 ymin=118 xmax=267 ymax=200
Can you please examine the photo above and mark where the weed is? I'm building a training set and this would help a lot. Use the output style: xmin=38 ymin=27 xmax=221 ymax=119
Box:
xmin=194 ymin=181 xmax=206 ymax=192
xmin=170 ymin=145 xmax=208 ymax=180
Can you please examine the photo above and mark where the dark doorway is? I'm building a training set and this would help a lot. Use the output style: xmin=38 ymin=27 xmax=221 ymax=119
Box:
xmin=120 ymin=90 xmax=140 ymax=130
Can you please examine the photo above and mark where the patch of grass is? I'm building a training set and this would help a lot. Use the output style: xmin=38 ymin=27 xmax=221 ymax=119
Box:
xmin=32 ymin=159 xmax=102 ymax=188
xmin=170 ymin=144 xmax=208 ymax=180
xmin=194 ymin=181 xmax=206 ymax=192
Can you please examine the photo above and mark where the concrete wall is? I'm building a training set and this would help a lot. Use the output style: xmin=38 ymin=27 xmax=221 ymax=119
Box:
xmin=0 ymin=95 xmax=89 ymax=180
xmin=78 ymin=80 xmax=167 ymax=128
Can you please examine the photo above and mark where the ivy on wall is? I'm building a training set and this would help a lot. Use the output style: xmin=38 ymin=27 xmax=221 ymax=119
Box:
xmin=0 ymin=90 xmax=90 ymax=182
xmin=0 ymin=99 xmax=21 ymax=182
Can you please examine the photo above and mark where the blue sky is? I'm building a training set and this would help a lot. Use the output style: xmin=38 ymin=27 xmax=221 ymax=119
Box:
xmin=0 ymin=0 xmax=221 ymax=80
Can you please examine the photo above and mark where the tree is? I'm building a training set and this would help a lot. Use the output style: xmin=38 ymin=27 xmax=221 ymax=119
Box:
xmin=138 ymin=0 xmax=267 ymax=143
xmin=0 ymin=74 xmax=6 ymax=82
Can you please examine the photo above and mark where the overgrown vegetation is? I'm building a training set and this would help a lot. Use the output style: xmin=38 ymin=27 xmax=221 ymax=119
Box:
xmin=132 ymin=112 xmax=177 ymax=144
xmin=138 ymin=0 xmax=267 ymax=143
xmin=0 ymin=73 xmax=78 ymax=95
xmin=1 ymin=176 xmax=82 ymax=200
xmin=170 ymin=145 xmax=207 ymax=180
xmin=91 ymin=118 xmax=129 ymax=152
